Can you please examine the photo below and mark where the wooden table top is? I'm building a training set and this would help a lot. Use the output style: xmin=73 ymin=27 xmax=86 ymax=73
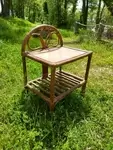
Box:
xmin=24 ymin=46 xmax=92 ymax=66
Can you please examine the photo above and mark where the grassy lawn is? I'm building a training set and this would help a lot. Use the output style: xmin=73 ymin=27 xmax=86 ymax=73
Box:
xmin=0 ymin=17 xmax=113 ymax=150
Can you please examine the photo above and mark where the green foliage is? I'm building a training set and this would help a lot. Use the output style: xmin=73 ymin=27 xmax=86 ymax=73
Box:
xmin=60 ymin=29 xmax=75 ymax=38
xmin=47 ymin=0 xmax=60 ymax=26
xmin=0 ymin=17 xmax=34 ymax=43
xmin=0 ymin=17 xmax=113 ymax=150
xmin=102 ymin=8 xmax=113 ymax=25
xmin=75 ymin=29 xmax=97 ymax=43
xmin=66 ymin=14 xmax=75 ymax=29
xmin=8 ymin=17 xmax=33 ymax=27
xmin=47 ymin=0 xmax=77 ymax=28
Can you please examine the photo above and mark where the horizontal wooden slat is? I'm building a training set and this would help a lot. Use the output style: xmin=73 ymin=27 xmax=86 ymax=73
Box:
xmin=55 ymin=77 xmax=73 ymax=88
xmin=61 ymin=71 xmax=83 ymax=81
xmin=55 ymin=74 xmax=77 ymax=86
xmin=48 ymin=76 xmax=70 ymax=90
xmin=43 ymin=77 xmax=65 ymax=94
xmin=56 ymin=72 xmax=80 ymax=84
xmin=26 ymin=84 xmax=50 ymax=102
xmin=32 ymin=81 xmax=50 ymax=96
xmin=54 ymin=83 xmax=83 ymax=103
xmin=26 ymin=70 xmax=85 ymax=103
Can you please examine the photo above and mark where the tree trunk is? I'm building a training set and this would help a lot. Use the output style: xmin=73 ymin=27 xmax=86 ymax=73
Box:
xmin=64 ymin=0 xmax=67 ymax=9
xmin=16 ymin=0 xmax=24 ymax=19
xmin=95 ymin=0 xmax=101 ymax=30
xmin=28 ymin=7 xmax=31 ymax=21
xmin=96 ymin=0 xmax=101 ymax=24
xmin=10 ymin=0 xmax=14 ymax=17
xmin=56 ymin=0 xmax=62 ymax=27
xmin=99 ymin=4 xmax=105 ymax=20
xmin=32 ymin=4 xmax=36 ymax=23
xmin=63 ymin=0 xmax=68 ymax=26
xmin=0 ymin=0 xmax=4 ymax=14
xmin=80 ymin=0 xmax=89 ymax=28
xmin=95 ymin=0 xmax=105 ymax=31
xmin=72 ymin=0 xmax=77 ymax=14
xmin=85 ymin=0 xmax=88 ymax=25
xmin=1 ymin=0 xmax=11 ymax=17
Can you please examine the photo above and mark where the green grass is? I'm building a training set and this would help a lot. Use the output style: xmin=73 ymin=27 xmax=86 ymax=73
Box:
xmin=0 ymin=17 xmax=113 ymax=150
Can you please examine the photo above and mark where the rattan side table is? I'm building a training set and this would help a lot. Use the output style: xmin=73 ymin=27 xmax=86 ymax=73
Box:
xmin=21 ymin=25 xmax=93 ymax=110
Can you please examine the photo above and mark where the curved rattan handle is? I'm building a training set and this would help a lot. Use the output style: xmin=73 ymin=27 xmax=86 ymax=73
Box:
xmin=21 ymin=24 xmax=63 ymax=55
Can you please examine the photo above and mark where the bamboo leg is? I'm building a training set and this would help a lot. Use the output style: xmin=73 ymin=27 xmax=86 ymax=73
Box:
xmin=49 ymin=67 xmax=56 ymax=111
xmin=22 ymin=56 xmax=27 ymax=87
xmin=59 ymin=66 xmax=62 ymax=72
xmin=81 ymin=53 xmax=92 ymax=96
xmin=42 ymin=64 xmax=48 ymax=79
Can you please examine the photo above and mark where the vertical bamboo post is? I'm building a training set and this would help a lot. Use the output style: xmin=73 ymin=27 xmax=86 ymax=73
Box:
xmin=49 ymin=67 xmax=56 ymax=111
xmin=81 ymin=53 xmax=92 ymax=95
xmin=22 ymin=56 xmax=27 ymax=86
xmin=42 ymin=64 xmax=48 ymax=79
xmin=59 ymin=66 xmax=62 ymax=72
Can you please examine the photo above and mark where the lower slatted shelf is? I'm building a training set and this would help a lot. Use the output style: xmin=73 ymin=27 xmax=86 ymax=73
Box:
xmin=26 ymin=71 xmax=85 ymax=103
